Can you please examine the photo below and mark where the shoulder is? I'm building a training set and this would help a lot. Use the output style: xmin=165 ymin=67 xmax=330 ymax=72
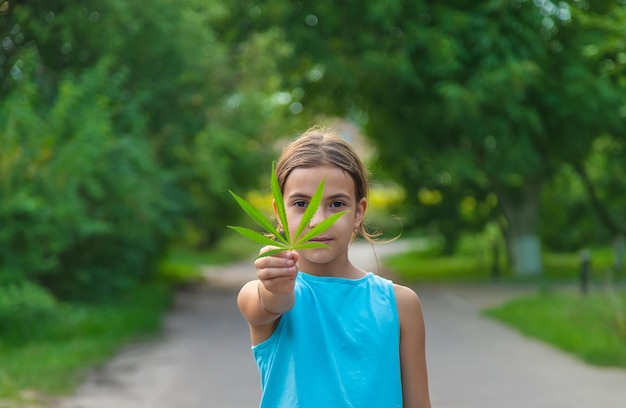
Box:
xmin=393 ymin=283 xmax=421 ymax=307
xmin=392 ymin=284 xmax=424 ymax=325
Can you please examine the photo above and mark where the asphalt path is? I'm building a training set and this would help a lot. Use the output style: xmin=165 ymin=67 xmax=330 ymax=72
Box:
xmin=57 ymin=241 xmax=626 ymax=408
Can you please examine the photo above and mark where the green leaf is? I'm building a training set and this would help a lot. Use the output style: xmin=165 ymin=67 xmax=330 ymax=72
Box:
xmin=257 ymin=242 xmax=330 ymax=259
xmin=227 ymin=226 xmax=283 ymax=247
xmin=293 ymin=178 xmax=325 ymax=244
xmin=293 ymin=211 xmax=348 ymax=246
xmin=292 ymin=242 xmax=330 ymax=250
xmin=229 ymin=190 xmax=287 ymax=245
xmin=256 ymin=247 xmax=291 ymax=259
xmin=229 ymin=164 xmax=346 ymax=258
xmin=271 ymin=162 xmax=290 ymax=244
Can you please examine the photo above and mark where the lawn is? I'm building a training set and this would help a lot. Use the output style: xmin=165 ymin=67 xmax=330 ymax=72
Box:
xmin=485 ymin=289 xmax=626 ymax=368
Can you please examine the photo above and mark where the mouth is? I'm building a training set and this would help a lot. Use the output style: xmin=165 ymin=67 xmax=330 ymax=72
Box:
xmin=309 ymin=237 xmax=332 ymax=245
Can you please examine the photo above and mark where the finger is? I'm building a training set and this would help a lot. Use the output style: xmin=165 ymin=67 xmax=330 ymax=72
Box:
xmin=255 ymin=250 xmax=296 ymax=269
xmin=257 ymin=250 xmax=296 ymax=269
xmin=257 ymin=265 xmax=297 ymax=281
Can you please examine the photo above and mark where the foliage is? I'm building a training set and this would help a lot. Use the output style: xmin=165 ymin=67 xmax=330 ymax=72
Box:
xmin=228 ymin=165 xmax=347 ymax=258
xmin=0 ymin=58 xmax=174 ymax=300
xmin=575 ymin=135 xmax=626 ymax=237
xmin=539 ymin=166 xmax=610 ymax=251
xmin=0 ymin=0 xmax=301 ymax=300
xmin=221 ymin=1 xmax=626 ymax=274
xmin=0 ymin=281 xmax=60 ymax=341
xmin=486 ymin=290 xmax=626 ymax=367
xmin=540 ymin=133 xmax=626 ymax=252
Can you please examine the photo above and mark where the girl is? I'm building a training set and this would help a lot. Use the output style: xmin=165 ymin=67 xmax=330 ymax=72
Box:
xmin=237 ymin=127 xmax=431 ymax=408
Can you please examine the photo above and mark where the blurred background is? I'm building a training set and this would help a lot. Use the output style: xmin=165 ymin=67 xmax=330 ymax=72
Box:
xmin=0 ymin=0 xmax=624 ymax=405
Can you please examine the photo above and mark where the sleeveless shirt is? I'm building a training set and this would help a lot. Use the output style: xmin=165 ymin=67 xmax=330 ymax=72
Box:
xmin=252 ymin=272 xmax=403 ymax=408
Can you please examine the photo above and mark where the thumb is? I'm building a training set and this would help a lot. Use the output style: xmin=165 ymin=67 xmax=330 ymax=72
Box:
xmin=289 ymin=251 xmax=300 ymax=272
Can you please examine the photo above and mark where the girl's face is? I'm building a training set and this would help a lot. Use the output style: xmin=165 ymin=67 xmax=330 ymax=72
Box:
xmin=278 ymin=164 xmax=366 ymax=275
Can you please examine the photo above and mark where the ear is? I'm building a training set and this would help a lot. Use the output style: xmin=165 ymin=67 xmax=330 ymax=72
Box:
xmin=354 ymin=197 xmax=367 ymax=229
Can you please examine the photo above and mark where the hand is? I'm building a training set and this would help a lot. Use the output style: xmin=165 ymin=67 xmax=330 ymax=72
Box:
xmin=254 ymin=247 xmax=299 ymax=296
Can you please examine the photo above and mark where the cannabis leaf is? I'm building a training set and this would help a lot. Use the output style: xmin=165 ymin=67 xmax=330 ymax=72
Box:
xmin=228 ymin=164 xmax=347 ymax=259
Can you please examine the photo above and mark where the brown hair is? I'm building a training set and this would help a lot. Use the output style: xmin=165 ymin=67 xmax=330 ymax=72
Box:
xmin=275 ymin=126 xmax=378 ymax=242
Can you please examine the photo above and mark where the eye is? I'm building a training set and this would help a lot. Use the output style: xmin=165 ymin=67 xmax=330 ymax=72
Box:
xmin=293 ymin=200 xmax=308 ymax=208
xmin=330 ymin=201 xmax=346 ymax=208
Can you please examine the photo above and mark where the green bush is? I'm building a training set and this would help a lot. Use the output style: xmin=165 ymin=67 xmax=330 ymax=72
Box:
xmin=0 ymin=280 xmax=60 ymax=341
xmin=0 ymin=56 xmax=176 ymax=301
xmin=0 ymin=0 xmax=296 ymax=303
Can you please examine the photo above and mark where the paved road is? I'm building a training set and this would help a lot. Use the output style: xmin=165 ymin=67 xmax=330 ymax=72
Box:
xmin=58 ymin=241 xmax=626 ymax=408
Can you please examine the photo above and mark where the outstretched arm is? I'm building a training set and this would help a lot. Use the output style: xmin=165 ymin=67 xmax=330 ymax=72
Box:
xmin=237 ymin=248 xmax=299 ymax=345
xmin=395 ymin=284 xmax=431 ymax=408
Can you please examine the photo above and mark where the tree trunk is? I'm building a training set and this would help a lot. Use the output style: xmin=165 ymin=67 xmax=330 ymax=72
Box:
xmin=496 ymin=175 xmax=543 ymax=276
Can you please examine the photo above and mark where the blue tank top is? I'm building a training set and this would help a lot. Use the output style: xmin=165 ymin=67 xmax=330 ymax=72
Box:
xmin=252 ymin=272 xmax=402 ymax=408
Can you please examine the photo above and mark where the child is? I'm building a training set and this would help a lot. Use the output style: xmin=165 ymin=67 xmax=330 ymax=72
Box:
xmin=237 ymin=126 xmax=431 ymax=408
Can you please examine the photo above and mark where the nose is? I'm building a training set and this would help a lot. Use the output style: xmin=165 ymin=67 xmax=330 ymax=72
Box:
xmin=308 ymin=205 xmax=326 ymax=229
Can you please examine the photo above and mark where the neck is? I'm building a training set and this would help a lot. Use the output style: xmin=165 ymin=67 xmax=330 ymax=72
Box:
xmin=297 ymin=255 xmax=366 ymax=279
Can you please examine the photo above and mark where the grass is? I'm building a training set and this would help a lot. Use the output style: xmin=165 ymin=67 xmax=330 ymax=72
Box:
xmin=0 ymin=283 xmax=171 ymax=404
xmin=384 ymin=235 xmax=504 ymax=282
xmin=385 ymin=248 xmax=492 ymax=281
xmin=485 ymin=290 xmax=626 ymax=368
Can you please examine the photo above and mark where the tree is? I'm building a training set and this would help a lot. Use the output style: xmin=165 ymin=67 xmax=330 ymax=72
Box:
xmin=568 ymin=3 xmax=626 ymax=274
xmin=224 ymin=0 xmax=625 ymax=275
xmin=0 ymin=0 xmax=298 ymax=299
